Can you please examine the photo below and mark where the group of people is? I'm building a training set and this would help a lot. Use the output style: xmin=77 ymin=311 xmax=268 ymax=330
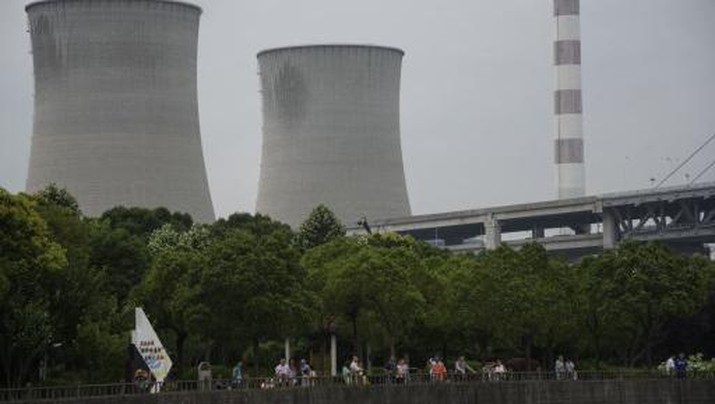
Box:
xmin=222 ymin=350 xmax=699 ymax=391
xmin=272 ymin=358 xmax=316 ymax=387
xmin=664 ymin=353 xmax=688 ymax=378
xmin=386 ymin=355 xmax=507 ymax=383
xmin=258 ymin=354 xmax=580 ymax=388
xmin=554 ymin=355 xmax=578 ymax=380
xmin=238 ymin=351 xmax=691 ymax=390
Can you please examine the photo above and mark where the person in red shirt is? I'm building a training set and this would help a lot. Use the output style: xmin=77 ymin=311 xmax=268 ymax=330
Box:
xmin=432 ymin=357 xmax=447 ymax=381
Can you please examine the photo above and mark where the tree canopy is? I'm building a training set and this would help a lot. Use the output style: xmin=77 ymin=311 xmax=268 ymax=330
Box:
xmin=0 ymin=189 xmax=66 ymax=386
xmin=1 ymin=186 xmax=715 ymax=386
xmin=295 ymin=204 xmax=346 ymax=251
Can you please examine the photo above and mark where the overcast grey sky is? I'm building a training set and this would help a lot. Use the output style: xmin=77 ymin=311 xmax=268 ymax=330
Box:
xmin=1 ymin=0 xmax=714 ymax=219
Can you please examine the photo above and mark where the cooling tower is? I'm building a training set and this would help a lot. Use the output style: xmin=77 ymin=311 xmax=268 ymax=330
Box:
xmin=256 ymin=45 xmax=411 ymax=227
xmin=25 ymin=0 xmax=215 ymax=222
xmin=554 ymin=0 xmax=586 ymax=199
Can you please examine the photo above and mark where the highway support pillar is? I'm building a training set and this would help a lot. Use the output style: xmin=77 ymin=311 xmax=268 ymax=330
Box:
xmin=485 ymin=214 xmax=501 ymax=250
xmin=602 ymin=210 xmax=618 ymax=249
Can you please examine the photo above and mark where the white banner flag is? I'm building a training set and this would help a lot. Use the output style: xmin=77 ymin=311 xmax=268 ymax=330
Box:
xmin=132 ymin=307 xmax=173 ymax=391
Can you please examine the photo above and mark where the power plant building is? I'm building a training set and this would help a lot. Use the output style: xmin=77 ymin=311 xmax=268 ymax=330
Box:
xmin=25 ymin=0 xmax=215 ymax=222
xmin=256 ymin=45 xmax=411 ymax=227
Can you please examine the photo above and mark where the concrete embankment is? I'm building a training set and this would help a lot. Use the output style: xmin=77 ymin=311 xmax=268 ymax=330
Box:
xmin=11 ymin=379 xmax=715 ymax=404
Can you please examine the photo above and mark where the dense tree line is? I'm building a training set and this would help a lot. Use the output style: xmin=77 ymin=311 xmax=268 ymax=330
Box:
xmin=1 ymin=188 xmax=714 ymax=387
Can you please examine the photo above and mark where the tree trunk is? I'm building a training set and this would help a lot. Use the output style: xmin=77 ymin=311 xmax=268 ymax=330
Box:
xmin=176 ymin=331 xmax=187 ymax=377
xmin=323 ymin=331 xmax=328 ymax=375
xmin=524 ymin=331 xmax=533 ymax=371
xmin=1 ymin=345 xmax=14 ymax=387
xmin=365 ymin=342 xmax=371 ymax=370
xmin=331 ymin=334 xmax=338 ymax=376
xmin=253 ymin=339 xmax=260 ymax=377
xmin=593 ymin=332 xmax=601 ymax=368
xmin=586 ymin=312 xmax=603 ymax=367
xmin=17 ymin=346 xmax=44 ymax=388
xmin=351 ymin=314 xmax=359 ymax=357
xmin=389 ymin=336 xmax=396 ymax=360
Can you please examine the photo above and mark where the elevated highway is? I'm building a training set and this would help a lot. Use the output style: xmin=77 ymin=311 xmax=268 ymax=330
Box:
xmin=347 ymin=182 xmax=715 ymax=259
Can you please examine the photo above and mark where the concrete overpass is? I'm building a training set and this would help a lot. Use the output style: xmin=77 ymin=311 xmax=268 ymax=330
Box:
xmin=346 ymin=182 xmax=715 ymax=259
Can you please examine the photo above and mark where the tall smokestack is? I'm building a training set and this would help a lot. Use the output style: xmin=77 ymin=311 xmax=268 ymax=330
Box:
xmin=554 ymin=0 xmax=585 ymax=199
xmin=25 ymin=0 xmax=214 ymax=222
xmin=256 ymin=44 xmax=411 ymax=227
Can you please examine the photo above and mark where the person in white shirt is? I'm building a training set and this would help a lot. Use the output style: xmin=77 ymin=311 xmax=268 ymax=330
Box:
xmin=493 ymin=359 xmax=506 ymax=381
xmin=349 ymin=356 xmax=364 ymax=384
xmin=275 ymin=358 xmax=290 ymax=386
xmin=396 ymin=358 xmax=409 ymax=384
xmin=555 ymin=355 xmax=566 ymax=380
xmin=454 ymin=355 xmax=476 ymax=380
xmin=565 ymin=359 xmax=577 ymax=380
xmin=665 ymin=356 xmax=675 ymax=376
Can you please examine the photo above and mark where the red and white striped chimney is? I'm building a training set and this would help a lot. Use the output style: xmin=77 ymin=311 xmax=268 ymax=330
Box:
xmin=554 ymin=0 xmax=585 ymax=199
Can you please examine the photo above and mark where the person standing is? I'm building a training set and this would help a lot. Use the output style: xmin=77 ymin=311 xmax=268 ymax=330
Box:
xmin=350 ymin=356 xmax=364 ymax=385
xmin=665 ymin=356 xmax=676 ymax=376
xmin=275 ymin=358 xmax=290 ymax=387
xmin=231 ymin=361 xmax=243 ymax=388
xmin=432 ymin=357 xmax=447 ymax=382
xmin=288 ymin=358 xmax=298 ymax=386
xmin=565 ymin=359 xmax=577 ymax=380
xmin=396 ymin=358 xmax=409 ymax=384
xmin=342 ymin=361 xmax=352 ymax=385
xmin=493 ymin=360 xmax=507 ymax=381
xmin=299 ymin=359 xmax=313 ymax=387
xmin=454 ymin=356 xmax=476 ymax=381
xmin=674 ymin=353 xmax=688 ymax=379
xmin=384 ymin=356 xmax=397 ymax=383
xmin=554 ymin=355 xmax=566 ymax=380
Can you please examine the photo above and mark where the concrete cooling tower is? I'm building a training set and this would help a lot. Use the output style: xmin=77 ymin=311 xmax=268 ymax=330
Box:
xmin=256 ymin=45 xmax=411 ymax=227
xmin=25 ymin=0 xmax=215 ymax=222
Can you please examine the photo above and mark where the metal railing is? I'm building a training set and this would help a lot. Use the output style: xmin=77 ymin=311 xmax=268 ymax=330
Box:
xmin=1 ymin=370 xmax=712 ymax=402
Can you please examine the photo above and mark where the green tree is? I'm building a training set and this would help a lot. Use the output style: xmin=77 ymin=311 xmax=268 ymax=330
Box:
xmin=448 ymin=246 xmax=525 ymax=356
xmin=202 ymin=215 xmax=310 ymax=374
xmin=447 ymin=243 xmax=579 ymax=366
xmin=32 ymin=187 xmax=94 ymax=349
xmin=92 ymin=206 xmax=198 ymax=305
xmin=135 ymin=222 xmax=214 ymax=375
xmin=0 ymin=189 xmax=66 ymax=386
xmin=34 ymin=183 xmax=81 ymax=215
xmin=578 ymin=242 xmax=713 ymax=366
xmin=212 ymin=212 xmax=290 ymax=239
xmin=147 ymin=223 xmax=210 ymax=257
xmin=295 ymin=204 xmax=345 ymax=251
xmin=515 ymin=244 xmax=580 ymax=367
xmin=100 ymin=206 xmax=193 ymax=237
xmin=89 ymin=222 xmax=150 ymax=304
xmin=303 ymin=233 xmax=427 ymax=358
xmin=31 ymin=185 xmax=127 ymax=383
xmin=136 ymin=249 xmax=208 ymax=375
xmin=411 ymin=252 xmax=464 ymax=359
